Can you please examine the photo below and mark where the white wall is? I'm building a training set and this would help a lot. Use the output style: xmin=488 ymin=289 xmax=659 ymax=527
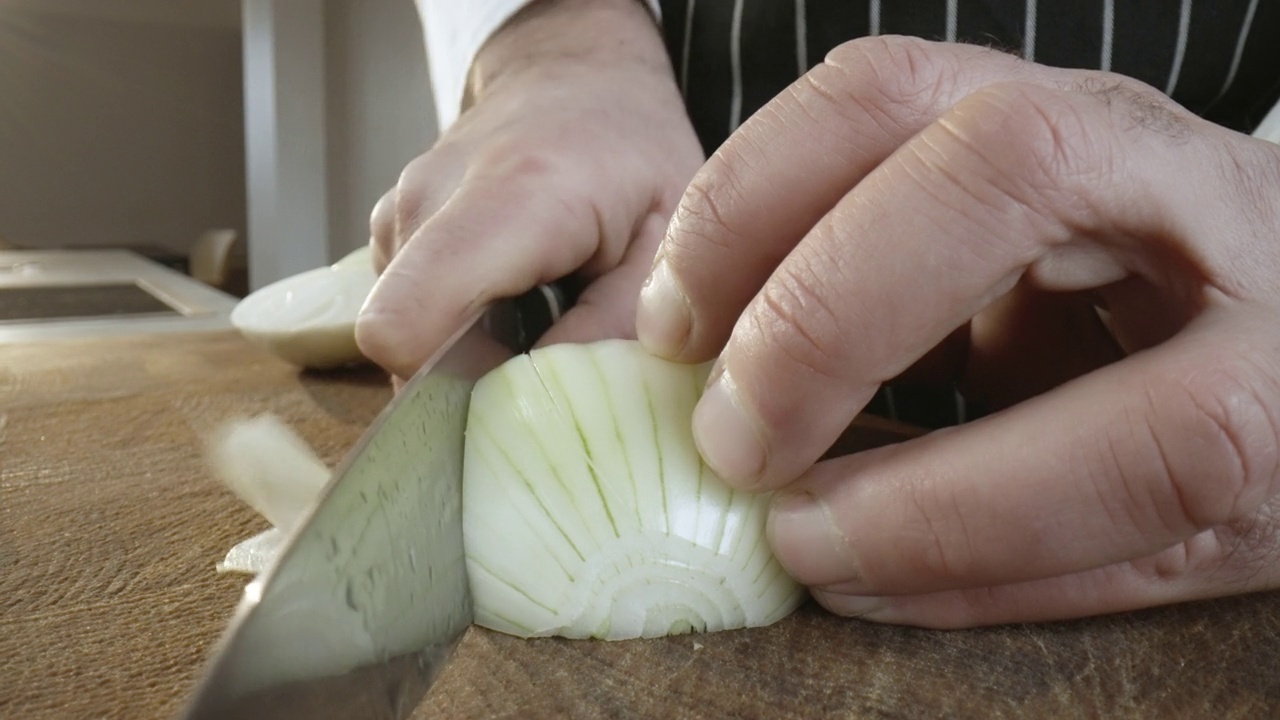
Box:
xmin=0 ymin=1 xmax=245 ymax=254
xmin=323 ymin=0 xmax=436 ymax=259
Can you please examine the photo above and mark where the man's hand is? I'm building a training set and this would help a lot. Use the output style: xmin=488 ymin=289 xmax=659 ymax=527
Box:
xmin=639 ymin=36 xmax=1280 ymax=627
xmin=357 ymin=0 xmax=702 ymax=382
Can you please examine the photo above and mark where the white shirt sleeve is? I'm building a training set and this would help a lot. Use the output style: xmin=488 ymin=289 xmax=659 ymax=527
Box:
xmin=416 ymin=0 xmax=663 ymax=131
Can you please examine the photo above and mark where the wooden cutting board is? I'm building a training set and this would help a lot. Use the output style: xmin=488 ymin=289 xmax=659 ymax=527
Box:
xmin=3 ymin=331 xmax=1279 ymax=719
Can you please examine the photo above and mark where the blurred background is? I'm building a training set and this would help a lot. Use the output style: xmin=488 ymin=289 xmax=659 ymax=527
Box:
xmin=0 ymin=0 xmax=437 ymax=294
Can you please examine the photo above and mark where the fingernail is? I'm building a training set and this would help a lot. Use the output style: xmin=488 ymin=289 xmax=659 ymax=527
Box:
xmin=693 ymin=369 xmax=766 ymax=485
xmin=811 ymin=590 xmax=889 ymax=620
xmin=769 ymin=490 xmax=864 ymax=590
xmin=636 ymin=256 xmax=691 ymax=357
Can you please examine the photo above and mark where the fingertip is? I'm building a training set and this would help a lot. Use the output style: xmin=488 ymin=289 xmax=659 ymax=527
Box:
xmin=355 ymin=262 xmax=442 ymax=380
xmin=692 ymin=368 xmax=768 ymax=488
xmin=636 ymin=255 xmax=692 ymax=359
xmin=354 ymin=303 xmax=419 ymax=381
xmin=767 ymin=487 xmax=864 ymax=588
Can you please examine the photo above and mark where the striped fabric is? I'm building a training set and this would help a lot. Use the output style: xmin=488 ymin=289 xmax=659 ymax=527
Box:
xmin=661 ymin=0 xmax=1280 ymax=152
xmin=657 ymin=0 xmax=1280 ymax=427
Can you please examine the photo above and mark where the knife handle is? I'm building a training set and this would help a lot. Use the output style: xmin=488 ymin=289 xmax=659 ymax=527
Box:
xmin=481 ymin=281 xmax=578 ymax=354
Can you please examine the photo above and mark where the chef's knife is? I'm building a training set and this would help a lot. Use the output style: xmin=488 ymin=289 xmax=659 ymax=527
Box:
xmin=179 ymin=283 xmax=572 ymax=720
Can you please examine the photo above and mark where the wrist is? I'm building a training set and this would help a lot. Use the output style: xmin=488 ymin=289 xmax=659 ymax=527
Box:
xmin=464 ymin=0 xmax=669 ymax=109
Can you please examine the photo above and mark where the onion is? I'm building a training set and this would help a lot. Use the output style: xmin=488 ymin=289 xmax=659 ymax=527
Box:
xmin=210 ymin=341 xmax=805 ymax=640
xmin=230 ymin=252 xmax=376 ymax=370
xmin=464 ymin=340 xmax=804 ymax=639
xmin=209 ymin=414 xmax=331 ymax=574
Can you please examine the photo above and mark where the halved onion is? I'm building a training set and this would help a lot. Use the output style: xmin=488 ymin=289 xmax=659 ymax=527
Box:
xmin=464 ymin=340 xmax=805 ymax=639
xmin=230 ymin=260 xmax=375 ymax=369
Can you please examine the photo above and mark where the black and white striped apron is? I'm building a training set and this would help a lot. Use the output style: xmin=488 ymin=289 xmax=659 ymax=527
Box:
xmin=656 ymin=0 xmax=1280 ymax=428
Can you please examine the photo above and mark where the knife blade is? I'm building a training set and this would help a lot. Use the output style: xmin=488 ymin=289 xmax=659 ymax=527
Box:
xmin=180 ymin=283 xmax=572 ymax=720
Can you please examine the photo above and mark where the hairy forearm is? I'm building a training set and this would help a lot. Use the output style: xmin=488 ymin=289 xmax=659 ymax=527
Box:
xmin=465 ymin=0 xmax=670 ymax=108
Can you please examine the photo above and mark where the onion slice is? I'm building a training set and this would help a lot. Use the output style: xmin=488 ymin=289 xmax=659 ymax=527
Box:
xmin=208 ymin=414 xmax=330 ymax=574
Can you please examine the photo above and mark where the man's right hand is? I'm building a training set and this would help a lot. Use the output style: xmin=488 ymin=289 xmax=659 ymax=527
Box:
xmin=357 ymin=0 xmax=704 ymax=382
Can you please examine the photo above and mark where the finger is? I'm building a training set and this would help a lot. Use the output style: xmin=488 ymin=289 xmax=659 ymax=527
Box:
xmin=371 ymin=149 xmax=467 ymax=275
xmin=356 ymin=160 xmax=629 ymax=380
xmin=810 ymin=503 xmax=1280 ymax=628
xmin=537 ymin=210 xmax=669 ymax=346
xmin=638 ymin=37 xmax=1041 ymax=361
xmin=690 ymin=77 xmax=1228 ymax=489
xmin=369 ymin=189 xmax=396 ymax=273
xmin=766 ymin=312 xmax=1280 ymax=597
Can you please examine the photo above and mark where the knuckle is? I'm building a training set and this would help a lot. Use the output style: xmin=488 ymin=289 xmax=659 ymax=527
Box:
xmin=1133 ymin=509 xmax=1280 ymax=591
xmin=978 ymin=85 xmax=1109 ymax=197
xmin=784 ymin=69 xmax=907 ymax=156
xmin=826 ymin=36 xmax=953 ymax=111
xmin=1213 ymin=503 xmax=1280 ymax=590
xmin=1142 ymin=536 xmax=1197 ymax=581
xmin=903 ymin=482 xmax=977 ymax=583
xmin=922 ymin=84 xmax=1113 ymax=250
xmin=369 ymin=189 xmax=396 ymax=244
xmin=1072 ymin=73 xmax=1191 ymax=140
xmin=465 ymin=145 xmax=599 ymax=243
xmin=392 ymin=194 xmax=423 ymax=245
xmin=1145 ymin=357 xmax=1280 ymax=532
xmin=393 ymin=155 xmax=437 ymax=241
xmin=1000 ymin=89 xmax=1101 ymax=190
xmin=353 ymin=310 xmax=399 ymax=373
xmin=474 ymin=140 xmax=564 ymax=186
xmin=746 ymin=257 xmax=851 ymax=386
xmin=666 ymin=167 xmax=751 ymax=261
xmin=803 ymin=36 xmax=954 ymax=136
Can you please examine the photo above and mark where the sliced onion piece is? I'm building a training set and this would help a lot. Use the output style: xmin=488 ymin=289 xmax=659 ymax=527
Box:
xmin=208 ymin=414 xmax=331 ymax=574
xmin=231 ymin=261 xmax=376 ymax=369
xmin=216 ymin=527 xmax=286 ymax=575
xmin=463 ymin=340 xmax=806 ymax=640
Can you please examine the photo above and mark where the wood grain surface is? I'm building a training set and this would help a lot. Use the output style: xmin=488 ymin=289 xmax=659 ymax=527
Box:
xmin=2 ymin=331 xmax=1279 ymax=719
